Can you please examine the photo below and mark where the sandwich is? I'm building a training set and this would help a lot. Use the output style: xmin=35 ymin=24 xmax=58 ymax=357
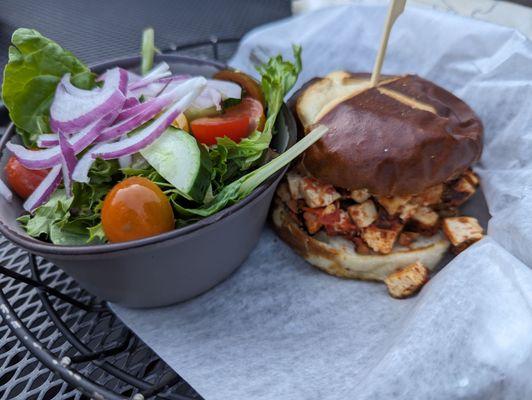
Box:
xmin=272 ymin=71 xmax=484 ymax=297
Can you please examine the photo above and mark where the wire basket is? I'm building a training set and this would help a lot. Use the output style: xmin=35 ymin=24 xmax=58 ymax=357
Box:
xmin=0 ymin=38 xmax=239 ymax=400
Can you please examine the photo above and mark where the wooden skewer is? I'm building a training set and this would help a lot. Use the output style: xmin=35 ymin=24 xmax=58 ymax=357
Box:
xmin=370 ymin=0 xmax=407 ymax=87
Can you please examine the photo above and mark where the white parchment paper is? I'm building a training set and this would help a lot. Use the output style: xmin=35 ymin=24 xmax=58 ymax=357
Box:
xmin=112 ymin=4 xmax=532 ymax=399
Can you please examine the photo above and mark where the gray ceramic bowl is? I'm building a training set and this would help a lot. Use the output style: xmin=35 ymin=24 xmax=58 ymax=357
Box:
xmin=0 ymin=55 xmax=296 ymax=308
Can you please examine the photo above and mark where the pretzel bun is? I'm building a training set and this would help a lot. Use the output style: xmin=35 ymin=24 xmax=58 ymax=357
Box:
xmin=296 ymin=71 xmax=483 ymax=196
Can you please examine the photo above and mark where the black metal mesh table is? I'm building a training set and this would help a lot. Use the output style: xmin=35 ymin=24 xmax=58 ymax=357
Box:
xmin=0 ymin=1 xmax=291 ymax=398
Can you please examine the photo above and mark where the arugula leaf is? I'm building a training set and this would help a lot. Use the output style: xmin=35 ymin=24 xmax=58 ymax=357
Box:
xmin=19 ymin=160 xmax=119 ymax=245
xmin=18 ymin=190 xmax=74 ymax=238
xmin=2 ymin=28 xmax=95 ymax=145
xmin=208 ymin=45 xmax=302 ymax=192
xmin=87 ymin=222 xmax=106 ymax=244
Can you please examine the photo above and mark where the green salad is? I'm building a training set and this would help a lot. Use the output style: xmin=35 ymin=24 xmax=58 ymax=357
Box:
xmin=0 ymin=28 xmax=327 ymax=245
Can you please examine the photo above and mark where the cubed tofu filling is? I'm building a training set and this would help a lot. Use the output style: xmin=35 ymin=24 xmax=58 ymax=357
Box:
xmin=276 ymin=169 xmax=482 ymax=255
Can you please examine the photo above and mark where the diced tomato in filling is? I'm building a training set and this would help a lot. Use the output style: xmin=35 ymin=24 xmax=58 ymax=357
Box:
xmin=304 ymin=205 xmax=358 ymax=236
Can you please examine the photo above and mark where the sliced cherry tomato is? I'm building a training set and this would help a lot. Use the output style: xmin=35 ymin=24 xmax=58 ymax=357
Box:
xmin=213 ymin=70 xmax=265 ymax=108
xmin=190 ymin=97 xmax=265 ymax=145
xmin=101 ymin=177 xmax=174 ymax=243
xmin=4 ymin=156 xmax=48 ymax=199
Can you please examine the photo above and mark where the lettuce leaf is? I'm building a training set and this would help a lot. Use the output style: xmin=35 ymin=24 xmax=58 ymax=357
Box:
xmin=2 ymin=28 xmax=95 ymax=145
xmin=208 ymin=45 xmax=302 ymax=192
xmin=18 ymin=159 xmax=119 ymax=245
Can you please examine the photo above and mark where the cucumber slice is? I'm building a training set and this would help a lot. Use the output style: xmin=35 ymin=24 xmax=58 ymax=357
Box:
xmin=140 ymin=127 xmax=212 ymax=202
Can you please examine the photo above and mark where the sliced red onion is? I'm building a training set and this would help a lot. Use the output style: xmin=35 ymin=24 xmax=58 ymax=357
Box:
xmin=50 ymin=68 xmax=127 ymax=134
xmin=99 ymin=78 xmax=205 ymax=142
xmin=23 ymin=165 xmax=62 ymax=212
xmin=95 ymin=86 xmax=204 ymax=159
xmin=0 ymin=179 xmax=13 ymax=202
xmin=37 ymin=134 xmax=59 ymax=148
xmin=128 ymin=62 xmax=171 ymax=91
xmin=71 ymin=143 xmax=104 ymax=183
xmin=129 ymin=75 xmax=189 ymax=99
xmin=123 ymin=97 xmax=140 ymax=109
xmin=69 ymin=109 xmax=120 ymax=152
xmin=97 ymin=68 xmax=138 ymax=85
xmin=7 ymin=143 xmax=61 ymax=170
xmin=120 ymin=69 xmax=129 ymax=94
xmin=189 ymin=79 xmax=241 ymax=110
xmin=58 ymin=132 xmax=77 ymax=197
xmin=193 ymin=86 xmax=223 ymax=111
xmin=72 ymin=77 xmax=206 ymax=182
xmin=206 ymin=79 xmax=242 ymax=100
xmin=10 ymin=110 xmax=119 ymax=170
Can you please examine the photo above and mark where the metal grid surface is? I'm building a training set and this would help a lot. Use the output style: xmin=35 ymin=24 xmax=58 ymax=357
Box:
xmin=0 ymin=0 xmax=291 ymax=73
xmin=0 ymin=40 xmax=243 ymax=400
xmin=0 ymin=243 xmax=199 ymax=400
xmin=0 ymin=1 xmax=291 ymax=397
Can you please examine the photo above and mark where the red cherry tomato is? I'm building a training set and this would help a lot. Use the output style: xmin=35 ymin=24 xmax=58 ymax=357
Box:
xmin=101 ymin=177 xmax=174 ymax=243
xmin=190 ymin=97 xmax=265 ymax=145
xmin=4 ymin=156 xmax=48 ymax=199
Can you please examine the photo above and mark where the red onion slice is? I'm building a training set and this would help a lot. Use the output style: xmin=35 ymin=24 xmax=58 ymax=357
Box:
xmin=0 ymin=179 xmax=13 ymax=202
xmin=58 ymin=132 xmax=77 ymax=197
xmin=123 ymin=97 xmax=140 ymax=109
xmin=50 ymin=68 xmax=127 ymax=134
xmin=7 ymin=143 xmax=61 ymax=170
xmin=23 ymin=165 xmax=62 ymax=212
xmin=193 ymin=86 xmax=223 ymax=111
xmin=72 ymin=77 xmax=206 ymax=182
xmin=37 ymin=134 xmax=59 ymax=148
xmin=99 ymin=78 xmax=204 ymax=142
xmin=206 ymin=79 xmax=242 ymax=100
xmin=95 ymin=87 xmax=203 ymax=159
xmin=9 ymin=110 xmax=119 ymax=170
xmin=189 ymin=79 xmax=241 ymax=110
xmin=128 ymin=62 xmax=171 ymax=91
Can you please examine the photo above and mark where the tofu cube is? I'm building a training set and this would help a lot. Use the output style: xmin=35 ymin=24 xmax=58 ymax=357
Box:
xmin=350 ymin=188 xmax=371 ymax=203
xmin=442 ymin=217 xmax=483 ymax=248
xmin=385 ymin=261 xmax=430 ymax=299
xmin=303 ymin=211 xmax=323 ymax=234
xmin=286 ymin=172 xmax=305 ymax=200
xmin=412 ymin=184 xmax=443 ymax=206
xmin=398 ymin=231 xmax=420 ymax=247
xmin=463 ymin=169 xmax=480 ymax=186
xmin=445 ymin=177 xmax=477 ymax=206
xmin=398 ymin=202 xmax=419 ymax=222
xmin=348 ymin=200 xmax=378 ymax=228
xmin=325 ymin=209 xmax=357 ymax=236
xmin=411 ymin=206 xmax=439 ymax=231
xmin=377 ymin=195 xmax=412 ymax=216
xmin=361 ymin=224 xmax=402 ymax=254
xmin=300 ymin=177 xmax=341 ymax=208
xmin=454 ymin=177 xmax=476 ymax=199
xmin=353 ymin=237 xmax=372 ymax=255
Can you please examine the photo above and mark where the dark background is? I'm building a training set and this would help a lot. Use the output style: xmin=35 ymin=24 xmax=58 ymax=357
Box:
xmin=0 ymin=0 xmax=292 ymax=68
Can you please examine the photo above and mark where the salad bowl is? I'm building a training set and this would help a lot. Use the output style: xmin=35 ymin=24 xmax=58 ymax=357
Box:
xmin=0 ymin=54 xmax=297 ymax=308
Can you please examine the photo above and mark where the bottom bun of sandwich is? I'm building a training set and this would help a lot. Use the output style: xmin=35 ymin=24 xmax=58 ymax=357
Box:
xmin=272 ymin=198 xmax=450 ymax=282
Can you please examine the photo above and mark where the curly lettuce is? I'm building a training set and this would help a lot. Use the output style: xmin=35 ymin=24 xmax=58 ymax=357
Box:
xmin=208 ymin=45 xmax=302 ymax=192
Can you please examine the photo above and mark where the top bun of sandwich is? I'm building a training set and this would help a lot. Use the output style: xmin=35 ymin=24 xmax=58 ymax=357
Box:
xmin=296 ymin=71 xmax=483 ymax=196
